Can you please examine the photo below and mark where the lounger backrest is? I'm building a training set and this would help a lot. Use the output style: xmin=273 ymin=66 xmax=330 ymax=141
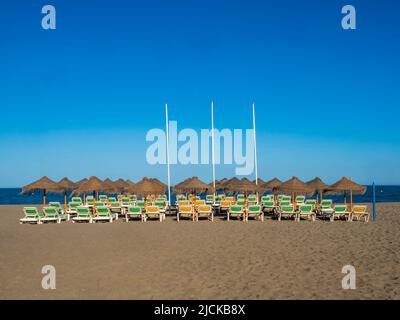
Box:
xmin=263 ymin=200 xmax=274 ymax=207
xmin=220 ymin=200 xmax=231 ymax=207
xmin=226 ymin=196 xmax=235 ymax=202
xmin=49 ymin=202 xmax=61 ymax=208
xmin=109 ymin=197 xmax=116 ymax=202
xmin=95 ymin=201 xmax=106 ymax=207
xmin=194 ymin=200 xmax=206 ymax=206
xmin=43 ymin=207 xmax=58 ymax=216
xmin=99 ymin=195 xmax=107 ymax=201
xmin=96 ymin=207 xmax=110 ymax=215
xmin=198 ymin=205 xmax=212 ymax=212
xmin=179 ymin=205 xmax=193 ymax=213
xmin=77 ymin=206 xmax=90 ymax=215
xmin=279 ymin=200 xmax=291 ymax=206
xmin=136 ymin=200 xmax=145 ymax=207
xmin=23 ymin=207 xmax=38 ymax=217
xmin=206 ymin=195 xmax=214 ymax=201
xmin=155 ymin=201 xmax=165 ymax=208
xmin=321 ymin=200 xmax=333 ymax=207
xmin=69 ymin=202 xmax=80 ymax=208
xmin=282 ymin=196 xmax=291 ymax=201
xmin=129 ymin=206 xmax=141 ymax=213
xmin=296 ymin=196 xmax=305 ymax=202
xmin=281 ymin=205 xmax=294 ymax=213
xmin=237 ymin=194 xmax=245 ymax=200
xmin=72 ymin=197 xmax=82 ymax=203
xmin=230 ymin=205 xmax=243 ymax=212
xmin=146 ymin=206 xmax=160 ymax=213
xmin=305 ymin=199 xmax=316 ymax=205
xmin=299 ymin=205 xmax=313 ymax=213
xmin=248 ymin=205 xmax=261 ymax=213
xmin=109 ymin=202 xmax=120 ymax=208
xmin=236 ymin=200 xmax=245 ymax=206
xmin=129 ymin=195 xmax=137 ymax=201
xmin=178 ymin=200 xmax=189 ymax=206
xmin=353 ymin=205 xmax=366 ymax=213
xmin=334 ymin=205 xmax=347 ymax=212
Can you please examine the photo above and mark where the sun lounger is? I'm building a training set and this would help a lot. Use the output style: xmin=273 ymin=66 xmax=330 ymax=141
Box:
xmin=41 ymin=207 xmax=61 ymax=223
xmin=220 ymin=200 xmax=232 ymax=212
xmin=351 ymin=205 xmax=369 ymax=222
xmin=262 ymin=200 xmax=275 ymax=213
xmin=228 ymin=205 xmax=245 ymax=221
xmin=49 ymin=202 xmax=69 ymax=221
xmin=295 ymin=195 xmax=306 ymax=206
xmin=20 ymin=207 xmax=41 ymax=224
xmin=177 ymin=205 xmax=195 ymax=222
xmin=197 ymin=205 xmax=213 ymax=221
xmin=72 ymin=206 xmax=92 ymax=223
xmin=277 ymin=204 xmax=296 ymax=221
xmin=246 ymin=205 xmax=264 ymax=221
xmin=331 ymin=205 xmax=351 ymax=222
xmin=125 ymin=206 xmax=144 ymax=222
xmin=99 ymin=195 xmax=107 ymax=202
xmin=93 ymin=207 xmax=114 ymax=223
xmin=71 ymin=197 xmax=82 ymax=204
xmin=247 ymin=195 xmax=258 ymax=206
xmin=145 ymin=205 xmax=164 ymax=221
xmin=297 ymin=204 xmax=316 ymax=222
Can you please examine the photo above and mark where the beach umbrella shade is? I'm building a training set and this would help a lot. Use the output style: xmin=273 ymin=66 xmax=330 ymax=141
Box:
xmin=273 ymin=177 xmax=314 ymax=204
xmin=223 ymin=177 xmax=258 ymax=193
xmin=57 ymin=177 xmax=78 ymax=210
xmin=71 ymin=176 xmax=117 ymax=199
xmin=173 ymin=177 xmax=210 ymax=194
xmin=22 ymin=176 xmax=63 ymax=205
xmin=75 ymin=178 xmax=88 ymax=187
xmin=306 ymin=177 xmax=328 ymax=203
xmin=126 ymin=177 xmax=167 ymax=196
xmin=257 ymin=178 xmax=282 ymax=194
xmin=324 ymin=177 xmax=366 ymax=210
xmin=113 ymin=178 xmax=130 ymax=193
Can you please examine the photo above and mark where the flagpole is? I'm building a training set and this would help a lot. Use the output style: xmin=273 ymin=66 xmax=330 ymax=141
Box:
xmin=165 ymin=103 xmax=171 ymax=207
xmin=252 ymin=102 xmax=259 ymax=194
xmin=211 ymin=101 xmax=216 ymax=197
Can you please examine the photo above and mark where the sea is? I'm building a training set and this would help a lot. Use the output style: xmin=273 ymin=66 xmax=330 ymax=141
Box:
xmin=0 ymin=185 xmax=399 ymax=205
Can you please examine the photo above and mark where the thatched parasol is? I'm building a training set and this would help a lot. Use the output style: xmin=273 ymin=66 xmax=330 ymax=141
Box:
xmin=223 ymin=177 xmax=258 ymax=193
xmin=57 ymin=177 xmax=78 ymax=210
xmin=173 ymin=177 xmax=210 ymax=194
xmin=258 ymin=178 xmax=282 ymax=193
xmin=306 ymin=177 xmax=328 ymax=203
xmin=102 ymin=178 xmax=119 ymax=194
xmin=273 ymin=177 xmax=314 ymax=203
xmin=72 ymin=176 xmax=117 ymax=198
xmin=113 ymin=178 xmax=130 ymax=193
xmin=76 ymin=178 xmax=88 ymax=187
xmin=22 ymin=176 xmax=63 ymax=205
xmin=324 ymin=177 xmax=366 ymax=210
xmin=126 ymin=177 xmax=167 ymax=196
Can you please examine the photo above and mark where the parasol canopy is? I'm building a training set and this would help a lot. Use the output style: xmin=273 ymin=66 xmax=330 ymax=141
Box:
xmin=173 ymin=177 xmax=209 ymax=194
xmin=324 ymin=177 xmax=366 ymax=194
xmin=306 ymin=177 xmax=328 ymax=193
xmin=258 ymin=178 xmax=282 ymax=193
xmin=224 ymin=177 xmax=258 ymax=193
xmin=57 ymin=177 xmax=78 ymax=191
xmin=22 ymin=176 xmax=63 ymax=205
xmin=71 ymin=176 xmax=117 ymax=195
xmin=273 ymin=176 xmax=314 ymax=195
xmin=127 ymin=177 xmax=167 ymax=195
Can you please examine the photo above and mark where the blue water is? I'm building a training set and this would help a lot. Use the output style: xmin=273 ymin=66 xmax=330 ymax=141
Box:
xmin=0 ymin=186 xmax=399 ymax=205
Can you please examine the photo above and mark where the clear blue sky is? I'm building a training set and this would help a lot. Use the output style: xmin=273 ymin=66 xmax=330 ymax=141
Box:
xmin=0 ymin=0 xmax=399 ymax=187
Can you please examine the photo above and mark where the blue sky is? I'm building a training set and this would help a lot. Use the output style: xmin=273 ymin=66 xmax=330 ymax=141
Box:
xmin=0 ymin=0 xmax=399 ymax=187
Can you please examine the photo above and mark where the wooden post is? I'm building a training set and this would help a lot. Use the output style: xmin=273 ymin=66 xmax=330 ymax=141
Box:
xmin=350 ymin=177 xmax=353 ymax=211
xmin=43 ymin=189 xmax=46 ymax=206
xmin=64 ymin=191 xmax=67 ymax=212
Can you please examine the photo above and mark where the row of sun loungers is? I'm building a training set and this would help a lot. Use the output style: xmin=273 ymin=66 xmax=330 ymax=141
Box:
xmin=20 ymin=194 xmax=370 ymax=224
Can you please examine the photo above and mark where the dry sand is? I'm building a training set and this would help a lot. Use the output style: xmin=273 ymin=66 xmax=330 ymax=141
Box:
xmin=0 ymin=203 xmax=399 ymax=299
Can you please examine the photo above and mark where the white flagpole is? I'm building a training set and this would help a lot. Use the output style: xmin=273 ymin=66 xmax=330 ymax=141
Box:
xmin=211 ymin=101 xmax=216 ymax=197
xmin=165 ymin=103 xmax=171 ymax=206
xmin=252 ymin=102 xmax=259 ymax=191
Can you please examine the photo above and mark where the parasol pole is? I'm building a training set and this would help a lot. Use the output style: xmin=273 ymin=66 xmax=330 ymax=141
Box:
xmin=372 ymin=182 xmax=376 ymax=222
xmin=252 ymin=102 xmax=259 ymax=199
xmin=211 ymin=101 xmax=216 ymax=199
xmin=43 ymin=189 xmax=46 ymax=206
xmin=349 ymin=177 xmax=353 ymax=211
xmin=165 ymin=103 xmax=171 ymax=208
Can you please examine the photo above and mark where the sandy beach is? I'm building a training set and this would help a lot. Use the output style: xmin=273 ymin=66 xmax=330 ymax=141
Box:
xmin=0 ymin=203 xmax=399 ymax=300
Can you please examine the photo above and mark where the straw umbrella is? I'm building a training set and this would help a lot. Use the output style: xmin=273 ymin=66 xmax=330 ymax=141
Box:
xmin=72 ymin=176 xmax=117 ymax=199
xmin=22 ymin=176 xmax=63 ymax=205
xmin=223 ymin=177 xmax=258 ymax=194
xmin=75 ymin=178 xmax=88 ymax=187
xmin=306 ymin=177 xmax=328 ymax=204
xmin=324 ymin=177 xmax=366 ymax=210
xmin=113 ymin=178 xmax=130 ymax=194
xmin=273 ymin=177 xmax=314 ymax=205
xmin=257 ymin=178 xmax=282 ymax=194
xmin=127 ymin=177 xmax=167 ymax=197
xmin=57 ymin=177 xmax=78 ymax=210
xmin=173 ymin=177 xmax=210 ymax=195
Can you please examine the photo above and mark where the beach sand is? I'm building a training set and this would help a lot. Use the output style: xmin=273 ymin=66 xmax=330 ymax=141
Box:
xmin=0 ymin=203 xmax=399 ymax=300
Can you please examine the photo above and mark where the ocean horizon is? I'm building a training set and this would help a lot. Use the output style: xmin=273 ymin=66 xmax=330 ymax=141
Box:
xmin=1 ymin=185 xmax=400 ymax=205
